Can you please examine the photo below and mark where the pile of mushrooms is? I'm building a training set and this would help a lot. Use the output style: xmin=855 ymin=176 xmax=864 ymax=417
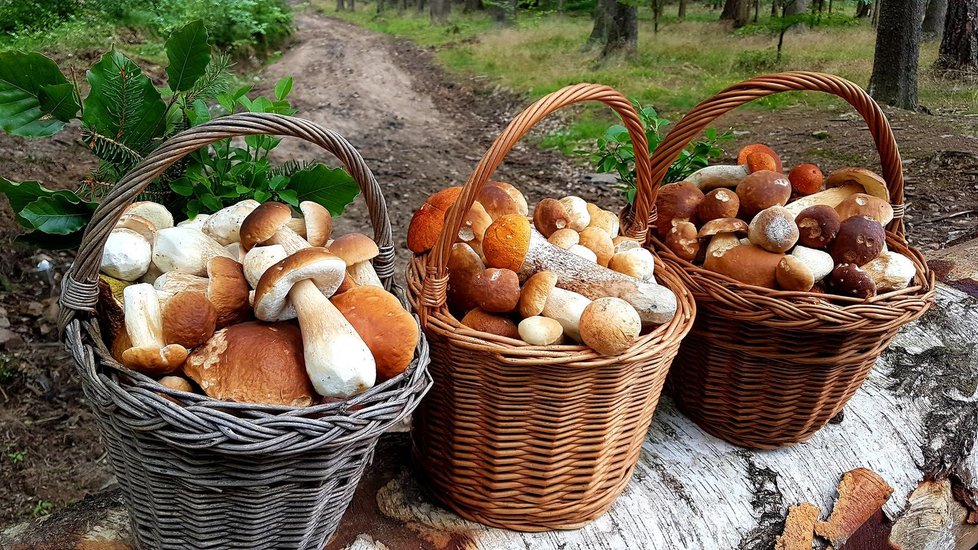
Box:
xmin=98 ymin=199 xmax=419 ymax=406
xmin=656 ymin=144 xmax=916 ymax=298
xmin=408 ymin=181 xmax=677 ymax=356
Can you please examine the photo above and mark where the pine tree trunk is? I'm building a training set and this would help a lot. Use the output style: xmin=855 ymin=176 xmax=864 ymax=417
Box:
xmin=856 ymin=0 xmax=870 ymax=16
xmin=784 ymin=0 xmax=808 ymax=15
xmin=349 ymin=0 xmax=355 ymax=10
xmin=868 ymin=0 xmax=926 ymax=109
xmin=935 ymin=0 xmax=978 ymax=74
xmin=735 ymin=0 xmax=751 ymax=26
xmin=679 ymin=0 xmax=687 ymax=18
xmin=872 ymin=0 xmax=880 ymax=25
xmin=720 ymin=0 xmax=738 ymax=19
xmin=922 ymin=0 xmax=948 ymax=39
xmin=464 ymin=0 xmax=481 ymax=12
xmin=430 ymin=0 xmax=450 ymax=23
xmin=417 ymin=0 xmax=425 ymax=13
xmin=590 ymin=0 xmax=638 ymax=56
xmin=771 ymin=0 xmax=779 ymax=17
xmin=337 ymin=0 xmax=345 ymax=11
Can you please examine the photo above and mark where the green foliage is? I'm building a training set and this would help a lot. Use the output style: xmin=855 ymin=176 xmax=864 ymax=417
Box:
xmin=0 ymin=22 xmax=358 ymax=246
xmin=0 ymin=0 xmax=78 ymax=34
xmin=585 ymin=103 xmax=728 ymax=204
xmin=32 ymin=500 xmax=53 ymax=517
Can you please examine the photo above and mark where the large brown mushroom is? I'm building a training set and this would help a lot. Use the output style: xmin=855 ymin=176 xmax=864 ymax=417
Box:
xmin=207 ymin=256 xmax=251 ymax=327
xmin=332 ymin=286 xmax=419 ymax=382
xmin=161 ymin=291 xmax=217 ymax=349
xmin=736 ymin=170 xmax=792 ymax=218
xmin=121 ymin=283 xmax=189 ymax=375
xmin=654 ymin=181 xmax=704 ymax=235
xmin=477 ymin=181 xmax=528 ymax=220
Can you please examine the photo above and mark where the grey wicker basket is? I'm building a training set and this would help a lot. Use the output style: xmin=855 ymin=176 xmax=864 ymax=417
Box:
xmin=59 ymin=113 xmax=432 ymax=549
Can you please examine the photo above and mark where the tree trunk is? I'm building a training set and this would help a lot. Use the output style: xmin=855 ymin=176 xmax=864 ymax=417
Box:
xmin=430 ymin=0 xmax=450 ymax=23
xmin=464 ymin=0 xmax=481 ymax=12
xmin=377 ymin=0 xmax=385 ymax=13
xmin=935 ymin=0 xmax=978 ymax=74
xmin=735 ymin=0 xmax=751 ymax=26
xmin=349 ymin=0 xmax=355 ymax=10
xmin=922 ymin=0 xmax=948 ymax=40
xmin=679 ymin=0 xmax=687 ymax=18
xmin=872 ymin=0 xmax=881 ymax=25
xmin=337 ymin=0 xmax=345 ymax=11
xmin=558 ymin=0 xmax=564 ymax=13
xmin=417 ymin=0 xmax=425 ymax=13
xmin=720 ymin=0 xmax=738 ymax=19
xmin=784 ymin=0 xmax=808 ymax=15
xmin=589 ymin=0 xmax=638 ymax=56
xmin=753 ymin=0 xmax=759 ymax=22
xmin=771 ymin=0 xmax=779 ymax=17
xmin=856 ymin=0 xmax=870 ymax=16
xmin=653 ymin=0 xmax=664 ymax=32
xmin=868 ymin=0 xmax=926 ymax=110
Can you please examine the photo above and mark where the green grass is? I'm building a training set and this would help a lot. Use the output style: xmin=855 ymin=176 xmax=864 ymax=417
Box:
xmin=323 ymin=1 xmax=978 ymax=149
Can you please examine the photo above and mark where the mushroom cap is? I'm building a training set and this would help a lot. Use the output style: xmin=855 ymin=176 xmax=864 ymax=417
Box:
xmin=332 ymin=286 xmax=419 ymax=382
xmin=559 ymin=196 xmax=591 ymax=231
xmin=240 ymin=202 xmax=294 ymax=251
xmin=579 ymin=226 xmax=614 ymax=266
xmin=609 ymin=248 xmax=656 ymax=281
xmin=776 ymin=255 xmax=816 ymax=292
xmin=177 ymin=213 xmax=210 ymax=231
xmin=158 ymin=375 xmax=194 ymax=393
xmin=125 ymin=201 xmax=174 ymax=230
xmin=698 ymin=217 xmax=750 ymax=239
xmin=548 ymin=228 xmax=580 ymax=249
xmin=482 ymin=214 xmax=531 ymax=271
xmin=829 ymin=216 xmax=886 ymax=266
xmin=478 ymin=181 xmax=528 ymax=219
xmin=862 ymin=250 xmax=915 ymax=292
xmin=788 ymin=164 xmax=824 ymax=196
xmin=116 ymin=213 xmax=158 ymax=242
xmin=748 ymin=206 xmax=799 ymax=253
xmin=737 ymin=144 xmax=783 ymax=173
xmin=795 ymin=205 xmax=841 ymax=249
xmin=533 ymin=198 xmax=571 ymax=237
xmin=736 ymin=170 xmax=792 ymax=217
xmin=613 ymin=236 xmax=642 ymax=253
xmin=162 ymin=291 xmax=217 ymax=349
xmin=698 ymin=188 xmax=740 ymax=223
xmin=665 ymin=220 xmax=700 ymax=262
xmin=654 ymin=181 xmax=704 ymax=235
xmin=207 ymin=256 xmax=252 ymax=327
xmin=447 ymin=242 xmax=486 ymax=313
xmin=460 ymin=308 xmax=520 ymax=339
xmin=518 ymin=316 xmax=564 ymax=345
xmin=458 ymin=201 xmax=492 ymax=245
xmin=704 ymin=244 xmax=784 ymax=289
xmin=183 ymin=321 xmax=315 ymax=406
xmin=745 ymin=151 xmax=778 ymax=173
xmin=299 ymin=201 xmax=333 ymax=247
xmin=121 ymin=344 xmax=189 ymax=376
xmin=568 ymin=244 xmax=598 ymax=263
xmin=471 ymin=268 xmax=521 ymax=313
xmin=202 ymin=199 xmax=261 ymax=246
xmin=579 ymin=297 xmax=641 ymax=356
xmin=243 ymin=245 xmax=289 ymax=288
xmin=826 ymin=263 xmax=877 ymax=298
xmin=587 ymin=209 xmax=621 ymax=238
xmin=518 ymin=271 xmax=558 ymax=318
xmin=253 ymin=247 xmax=347 ymax=321
xmin=407 ymin=187 xmax=462 ymax=253
xmin=835 ymin=193 xmax=894 ymax=226
xmin=330 ymin=233 xmax=380 ymax=265
xmin=102 ymin=228 xmax=152 ymax=281
xmin=826 ymin=168 xmax=889 ymax=202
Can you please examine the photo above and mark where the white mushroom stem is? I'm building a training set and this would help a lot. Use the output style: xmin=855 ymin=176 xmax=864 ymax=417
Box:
xmin=862 ymin=251 xmax=915 ymax=291
xmin=791 ymin=246 xmax=835 ymax=282
xmin=286 ymin=217 xmax=306 ymax=237
xmin=686 ymin=164 xmax=749 ymax=190
xmin=540 ymin=286 xmax=591 ymax=342
xmin=784 ymin=184 xmax=864 ymax=217
xmin=154 ymin=272 xmax=209 ymax=305
xmin=269 ymin=226 xmax=311 ymax=255
xmin=124 ymin=284 xmax=164 ymax=348
xmin=243 ymin=245 xmax=289 ymax=288
xmin=289 ymin=279 xmax=375 ymax=397
xmin=518 ymin=229 xmax=677 ymax=325
xmin=348 ymin=261 xmax=383 ymax=287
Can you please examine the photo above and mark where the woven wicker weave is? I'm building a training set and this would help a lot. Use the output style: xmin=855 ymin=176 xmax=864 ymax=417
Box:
xmin=406 ymin=83 xmax=695 ymax=531
xmin=643 ymin=72 xmax=936 ymax=449
xmin=59 ymin=113 xmax=431 ymax=549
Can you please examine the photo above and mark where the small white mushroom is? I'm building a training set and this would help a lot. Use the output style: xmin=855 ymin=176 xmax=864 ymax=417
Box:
xmin=685 ymin=164 xmax=749 ymax=191
xmin=202 ymin=199 xmax=261 ymax=245
xmin=177 ymin=213 xmax=211 ymax=231
xmin=609 ymin=248 xmax=656 ymax=282
xmin=518 ymin=271 xmax=592 ymax=342
xmin=124 ymin=201 xmax=173 ymax=230
xmin=518 ymin=316 xmax=564 ymax=346
xmin=243 ymin=245 xmax=289 ymax=288
xmin=790 ymin=246 xmax=835 ymax=283
xmin=861 ymin=250 xmax=915 ymax=292
xmin=152 ymin=227 xmax=234 ymax=276
xmin=559 ymin=196 xmax=591 ymax=231
xmin=101 ymin=228 xmax=152 ymax=281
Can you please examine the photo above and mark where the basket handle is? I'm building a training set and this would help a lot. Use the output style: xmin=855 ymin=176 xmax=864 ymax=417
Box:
xmin=645 ymin=71 xmax=906 ymax=237
xmin=60 ymin=112 xmax=396 ymax=328
xmin=418 ymin=83 xmax=656 ymax=322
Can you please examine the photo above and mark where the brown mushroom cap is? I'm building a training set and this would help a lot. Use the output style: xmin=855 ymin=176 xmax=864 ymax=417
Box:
xmin=748 ymin=206 xmax=799 ymax=254
xmin=460 ymin=308 xmax=520 ymax=339
xmin=697 ymin=218 xmax=750 ymax=239
xmin=330 ymin=233 xmax=380 ymax=266
xmin=665 ymin=220 xmax=700 ymax=262
xmin=332 ymin=286 xmax=419 ymax=382
xmin=704 ymin=244 xmax=784 ymax=289
xmin=795 ymin=205 xmax=841 ymax=249
xmin=482 ymin=214 xmax=531 ymax=272
xmin=533 ymin=198 xmax=571 ymax=237
xmin=579 ymin=227 xmax=615 ymax=266
xmin=469 ymin=268 xmax=521 ymax=313
xmin=121 ymin=345 xmax=189 ymax=377
xmin=299 ymin=201 xmax=333 ymax=247
xmin=829 ymin=216 xmax=886 ymax=266
xmin=825 ymin=168 xmax=889 ymax=202
xmin=835 ymin=193 xmax=894 ymax=226
xmin=240 ymin=202 xmax=293 ymax=251
xmin=253 ymin=248 xmax=347 ymax=321
xmin=776 ymin=255 xmax=816 ymax=292
xmin=447 ymin=243 xmax=485 ymax=314
xmin=518 ymin=271 xmax=558 ymax=318
xmin=548 ymin=228 xmax=580 ymax=249
xmin=698 ymin=188 xmax=741 ymax=223
xmin=162 ymin=291 xmax=217 ymax=349
xmin=478 ymin=181 xmax=528 ymax=219
xmin=407 ymin=187 xmax=462 ymax=254
xmin=207 ymin=256 xmax=252 ymax=327
xmin=579 ymin=297 xmax=641 ymax=356
xmin=654 ymin=181 xmax=704 ymax=235
xmin=183 ymin=321 xmax=315 ymax=406
xmin=826 ymin=263 xmax=877 ymax=298
xmin=158 ymin=375 xmax=194 ymax=393
xmin=736 ymin=170 xmax=792 ymax=218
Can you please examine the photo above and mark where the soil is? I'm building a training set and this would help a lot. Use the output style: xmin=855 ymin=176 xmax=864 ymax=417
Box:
xmin=1 ymin=9 xmax=977 ymax=527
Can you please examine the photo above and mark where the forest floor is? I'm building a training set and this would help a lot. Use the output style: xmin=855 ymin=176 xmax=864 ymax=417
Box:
xmin=1 ymin=8 xmax=978 ymax=526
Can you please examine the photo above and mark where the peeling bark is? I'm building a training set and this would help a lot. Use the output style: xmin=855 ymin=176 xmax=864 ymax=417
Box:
xmin=775 ymin=503 xmax=820 ymax=550
xmin=815 ymin=469 xmax=893 ymax=546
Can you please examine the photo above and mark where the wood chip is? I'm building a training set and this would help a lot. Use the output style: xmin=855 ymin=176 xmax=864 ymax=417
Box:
xmin=775 ymin=502 xmax=821 ymax=550
xmin=815 ymin=468 xmax=894 ymax=547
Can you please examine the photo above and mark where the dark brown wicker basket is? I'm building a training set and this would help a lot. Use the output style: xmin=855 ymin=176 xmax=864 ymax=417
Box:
xmin=59 ymin=113 xmax=431 ymax=549
xmin=643 ymin=72 xmax=936 ymax=449
xmin=406 ymin=83 xmax=696 ymax=531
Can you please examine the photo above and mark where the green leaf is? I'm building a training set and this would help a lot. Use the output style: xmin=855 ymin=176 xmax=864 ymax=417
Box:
xmin=288 ymin=164 xmax=360 ymax=216
xmin=38 ymin=83 xmax=80 ymax=122
xmin=0 ymin=51 xmax=72 ymax=137
xmin=20 ymin=196 xmax=96 ymax=235
xmin=277 ymin=189 xmax=298 ymax=206
xmin=168 ymin=177 xmax=195 ymax=197
xmin=0 ymin=176 xmax=84 ymax=212
xmin=165 ymin=20 xmax=211 ymax=92
xmin=274 ymin=76 xmax=293 ymax=101
xmin=83 ymin=50 xmax=167 ymax=154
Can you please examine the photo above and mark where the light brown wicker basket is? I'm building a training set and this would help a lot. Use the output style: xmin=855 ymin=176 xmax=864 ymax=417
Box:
xmin=58 ymin=113 xmax=431 ymax=549
xmin=406 ymin=83 xmax=695 ymax=531
xmin=643 ymin=72 xmax=936 ymax=449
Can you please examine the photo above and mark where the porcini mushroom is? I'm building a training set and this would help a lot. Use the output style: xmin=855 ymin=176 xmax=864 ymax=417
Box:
xmin=152 ymin=227 xmax=234 ymax=276
xmin=609 ymin=248 xmax=656 ymax=282
xmin=447 ymin=242 xmax=486 ymax=313
xmin=795 ymin=205 xmax=841 ymax=250
xmin=665 ymin=220 xmax=701 ymax=262
xmin=579 ymin=297 xmax=641 ymax=355
xmin=835 ymin=193 xmax=894 ymax=225
xmin=704 ymin=244 xmax=784 ymax=289
xmin=297 ymin=201 xmax=333 ymax=247
xmin=460 ymin=308 xmax=520 ymax=339
xmin=748 ymin=206 xmax=799 ymax=254
xmin=785 ymin=167 xmax=890 ymax=217
xmin=826 ymin=264 xmax=877 ymax=298
xmin=331 ymin=286 xmax=419 ymax=382
xmin=202 ymin=199 xmax=260 ymax=245
xmin=776 ymin=256 xmax=815 ymax=292
xmin=579 ymin=226 xmax=614 ymax=266
xmin=736 ymin=170 xmax=792 ymax=218
xmin=697 ymin=188 xmax=740 ymax=223
xmin=861 ymin=250 xmax=915 ymax=292
xmin=533 ymin=198 xmax=571 ymax=237
xmin=101 ymin=227 xmax=152 ymax=281
xmin=519 ymin=271 xmax=591 ymax=341
xmin=685 ymin=164 xmax=749 ymax=191
xmin=829 ymin=216 xmax=886 ymax=266
xmin=654 ymin=182 xmax=704 ymax=235
xmin=518 ymin=316 xmax=564 ymax=345
xmin=243 ymin=245 xmax=289 ymax=288
xmin=548 ymin=228 xmax=580 ymax=249
xmin=587 ymin=208 xmax=621 ymax=238
xmin=790 ymin=246 xmax=835 ymax=282
xmin=568 ymin=244 xmax=599 ymax=262
xmin=254 ymin=248 xmax=375 ymax=398
xmin=154 ymin=272 xmax=209 ymax=305
xmin=207 ymin=256 xmax=251 ymax=327
xmin=329 ymin=233 xmax=383 ymax=287
xmin=698 ymin=218 xmax=750 ymax=261
xmin=115 ymin=213 xmax=157 ymax=242
xmin=177 ymin=213 xmax=210 ymax=231
xmin=477 ymin=181 xmax=528 ymax=219
xmin=240 ymin=202 xmax=310 ymax=254
xmin=124 ymin=201 xmax=173 ymax=230
xmin=121 ymin=283 xmax=189 ymax=375
xmin=161 ymin=291 xmax=217 ymax=349
xmin=559 ymin=196 xmax=591 ymax=231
